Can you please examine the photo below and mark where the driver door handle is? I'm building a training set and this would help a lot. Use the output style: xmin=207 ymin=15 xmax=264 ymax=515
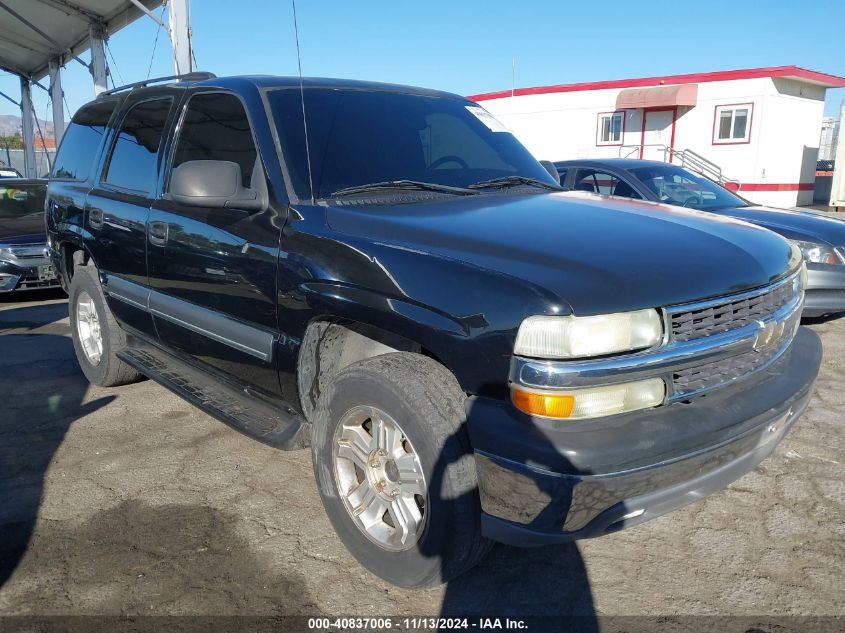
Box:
xmin=148 ymin=221 xmax=169 ymax=247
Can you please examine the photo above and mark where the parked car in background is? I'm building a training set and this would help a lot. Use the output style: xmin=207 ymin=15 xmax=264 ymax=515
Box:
xmin=0 ymin=167 xmax=23 ymax=179
xmin=555 ymin=159 xmax=845 ymax=318
xmin=47 ymin=75 xmax=820 ymax=587
xmin=0 ymin=178 xmax=59 ymax=293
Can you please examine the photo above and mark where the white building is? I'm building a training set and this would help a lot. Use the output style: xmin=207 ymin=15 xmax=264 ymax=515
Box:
xmin=470 ymin=66 xmax=845 ymax=208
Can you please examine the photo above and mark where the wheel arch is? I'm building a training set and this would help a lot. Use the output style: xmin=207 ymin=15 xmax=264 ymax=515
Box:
xmin=58 ymin=240 xmax=94 ymax=285
xmin=296 ymin=317 xmax=460 ymax=423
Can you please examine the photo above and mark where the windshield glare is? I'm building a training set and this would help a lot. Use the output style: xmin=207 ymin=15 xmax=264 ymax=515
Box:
xmin=266 ymin=88 xmax=556 ymax=200
xmin=0 ymin=183 xmax=46 ymax=219
xmin=629 ymin=164 xmax=746 ymax=210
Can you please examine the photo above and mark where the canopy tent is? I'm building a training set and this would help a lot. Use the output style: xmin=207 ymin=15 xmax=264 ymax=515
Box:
xmin=0 ymin=0 xmax=191 ymax=176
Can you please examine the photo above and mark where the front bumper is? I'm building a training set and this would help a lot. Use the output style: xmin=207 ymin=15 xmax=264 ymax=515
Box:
xmin=0 ymin=257 xmax=59 ymax=293
xmin=803 ymin=264 xmax=845 ymax=317
xmin=466 ymin=327 xmax=822 ymax=547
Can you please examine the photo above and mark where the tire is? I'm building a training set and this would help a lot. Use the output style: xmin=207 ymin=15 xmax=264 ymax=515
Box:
xmin=311 ymin=352 xmax=492 ymax=588
xmin=68 ymin=264 xmax=141 ymax=387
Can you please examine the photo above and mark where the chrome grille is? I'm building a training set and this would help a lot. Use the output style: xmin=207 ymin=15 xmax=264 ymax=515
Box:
xmin=672 ymin=306 xmax=802 ymax=398
xmin=673 ymin=345 xmax=780 ymax=397
xmin=670 ymin=275 xmax=797 ymax=342
xmin=9 ymin=243 xmax=48 ymax=260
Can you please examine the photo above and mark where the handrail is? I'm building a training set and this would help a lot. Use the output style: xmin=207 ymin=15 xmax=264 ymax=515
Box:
xmin=617 ymin=144 xmax=742 ymax=190
xmin=97 ymin=72 xmax=217 ymax=98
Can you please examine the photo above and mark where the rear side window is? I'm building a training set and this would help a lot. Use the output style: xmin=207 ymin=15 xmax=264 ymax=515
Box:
xmin=573 ymin=169 xmax=640 ymax=199
xmin=103 ymin=98 xmax=172 ymax=195
xmin=574 ymin=169 xmax=619 ymax=195
xmin=170 ymin=93 xmax=257 ymax=188
xmin=52 ymin=100 xmax=117 ymax=181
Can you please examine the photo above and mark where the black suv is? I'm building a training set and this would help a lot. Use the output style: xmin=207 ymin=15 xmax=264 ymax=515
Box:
xmin=47 ymin=73 xmax=821 ymax=588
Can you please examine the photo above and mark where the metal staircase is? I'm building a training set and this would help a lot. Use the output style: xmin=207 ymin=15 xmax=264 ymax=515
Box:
xmin=619 ymin=144 xmax=742 ymax=190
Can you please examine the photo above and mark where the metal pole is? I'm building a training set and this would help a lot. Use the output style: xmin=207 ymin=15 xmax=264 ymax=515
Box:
xmin=89 ymin=23 xmax=109 ymax=95
xmin=19 ymin=76 xmax=37 ymax=178
xmin=49 ymin=58 xmax=65 ymax=142
xmin=128 ymin=0 xmax=165 ymax=27
xmin=829 ymin=101 xmax=845 ymax=210
xmin=168 ymin=0 xmax=192 ymax=75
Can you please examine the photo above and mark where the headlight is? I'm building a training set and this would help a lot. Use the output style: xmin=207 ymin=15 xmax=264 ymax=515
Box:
xmin=514 ymin=309 xmax=664 ymax=359
xmin=793 ymin=240 xmax=843 ymax=265
xmin=0 ymin=246 xmax=16 ymax=264
xmin=512 ymin=378 xmax=666 ymax=419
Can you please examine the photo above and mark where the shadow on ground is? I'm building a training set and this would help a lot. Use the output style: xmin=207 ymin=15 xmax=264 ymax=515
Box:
xmin=0 ymin=288 xmax=66 ymax=305
xmin=5 ymin=501 xmax=316 ymax=615
xmin=0 ymin=332 xmax=115 ymax=588
xmin=441 ymin=542 xmax=595 ymax=621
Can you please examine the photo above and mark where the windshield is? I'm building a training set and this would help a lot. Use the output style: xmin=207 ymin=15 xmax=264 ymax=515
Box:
xmin=266 ymin=87 xmax=557 ymax=200
xmin=628 ymin=164 xmax=747 ymax=210
xmin=0 ymin=183 xmax=46 ymax=219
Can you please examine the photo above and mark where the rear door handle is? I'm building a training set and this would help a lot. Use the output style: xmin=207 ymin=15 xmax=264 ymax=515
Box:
xmin=89 ymin=208 xmax=104 ymax=229
xmin=148 ymin=221 xmax=169 ymax=247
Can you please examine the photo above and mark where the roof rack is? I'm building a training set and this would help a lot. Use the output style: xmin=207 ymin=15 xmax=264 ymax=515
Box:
xmin=97 ymin=72 xmax=217 ymax=98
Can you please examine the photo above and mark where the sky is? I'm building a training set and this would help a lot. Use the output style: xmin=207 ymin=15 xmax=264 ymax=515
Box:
xmin=1 ymin=0 xmax=844 ymax=126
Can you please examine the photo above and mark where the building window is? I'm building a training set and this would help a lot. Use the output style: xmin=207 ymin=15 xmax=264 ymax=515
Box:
xmin=597 ymin=111 xmax=624 ymax=145
xmin=713 ymin=104 xmax=753 ymax=144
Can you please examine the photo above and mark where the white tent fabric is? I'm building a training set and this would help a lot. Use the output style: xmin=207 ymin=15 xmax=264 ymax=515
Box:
xmin=0 ymin=0 xmax=162 ymax=81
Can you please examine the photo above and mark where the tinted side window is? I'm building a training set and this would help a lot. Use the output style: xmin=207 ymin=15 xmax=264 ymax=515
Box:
xmin=103 ymin=98 xmax=172 ymax=195
xmin=171 ymin=93 xmax=257 ymax=188
xmin=574 ymin=169 xmax=617 ymax=195
xmin=573 ymin=169 xmax=640 ymax=198
xmin=52 ymin=100 xmax=117 ymax=181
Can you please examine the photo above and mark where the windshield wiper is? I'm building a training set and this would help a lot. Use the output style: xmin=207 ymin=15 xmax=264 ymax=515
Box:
xmin=330 ymin=180 xmax=478 ymax=197
xmin=468 ymin=176 xmax=563 ymax=191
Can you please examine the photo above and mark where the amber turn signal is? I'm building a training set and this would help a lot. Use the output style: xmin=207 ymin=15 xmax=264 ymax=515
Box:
xmin=511 ymin=388 xmax=575 ymax=418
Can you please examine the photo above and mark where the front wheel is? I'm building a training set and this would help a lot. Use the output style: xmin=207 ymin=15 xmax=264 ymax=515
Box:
xmin=311 ymin=353 xmax=491 ymax=588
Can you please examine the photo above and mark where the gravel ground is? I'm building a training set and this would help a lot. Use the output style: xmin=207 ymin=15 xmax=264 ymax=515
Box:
xmin=0 ymin=289 xmax=843 ymax=621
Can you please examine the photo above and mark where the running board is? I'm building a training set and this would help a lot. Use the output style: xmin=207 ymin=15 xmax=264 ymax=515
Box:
xmin=117 ymin=346 xmax=310 ymax=450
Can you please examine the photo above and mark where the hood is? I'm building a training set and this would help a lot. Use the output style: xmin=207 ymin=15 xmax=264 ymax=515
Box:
xmin=325 ymin=191 xmax=796 ymax=315
xmin=712 ymin=205 xmax=845 ymax=246
xmin=0 ymin=215 xmax=47 ymax=243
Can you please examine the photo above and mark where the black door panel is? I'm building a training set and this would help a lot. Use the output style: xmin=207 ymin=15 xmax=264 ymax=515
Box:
xmin=147 ymin=91 xmax=282 ymax=396
xmin=83 ymin=97 xmax=174 ymax=339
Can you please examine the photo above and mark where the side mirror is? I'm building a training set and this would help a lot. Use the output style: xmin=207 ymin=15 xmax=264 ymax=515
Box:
xmin=169 ymin=160 xmax=266 ymax=211
xmin=540 ymin=160 xmax=561 ymax=185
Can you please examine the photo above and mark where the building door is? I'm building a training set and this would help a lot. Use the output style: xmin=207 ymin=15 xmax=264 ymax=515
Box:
xmin=640 ymin=108 xmax=675 ymax=161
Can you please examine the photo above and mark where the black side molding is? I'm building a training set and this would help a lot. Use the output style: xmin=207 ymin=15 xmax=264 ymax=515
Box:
xmin=103 ymin=273 xmax=276 ymax=362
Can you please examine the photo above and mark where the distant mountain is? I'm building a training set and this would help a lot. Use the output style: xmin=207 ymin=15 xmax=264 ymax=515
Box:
xmin=0 ymin=114 xmax=54 ymax=137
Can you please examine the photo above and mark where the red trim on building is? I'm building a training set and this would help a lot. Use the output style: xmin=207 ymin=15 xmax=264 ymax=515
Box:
xmin=467 ymin=66 xmax=845 ymax=102
xmin=711 ymin=102 xmax=754 ymax=146
xmin=738 ymin=183 xmax=815 ymax=192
